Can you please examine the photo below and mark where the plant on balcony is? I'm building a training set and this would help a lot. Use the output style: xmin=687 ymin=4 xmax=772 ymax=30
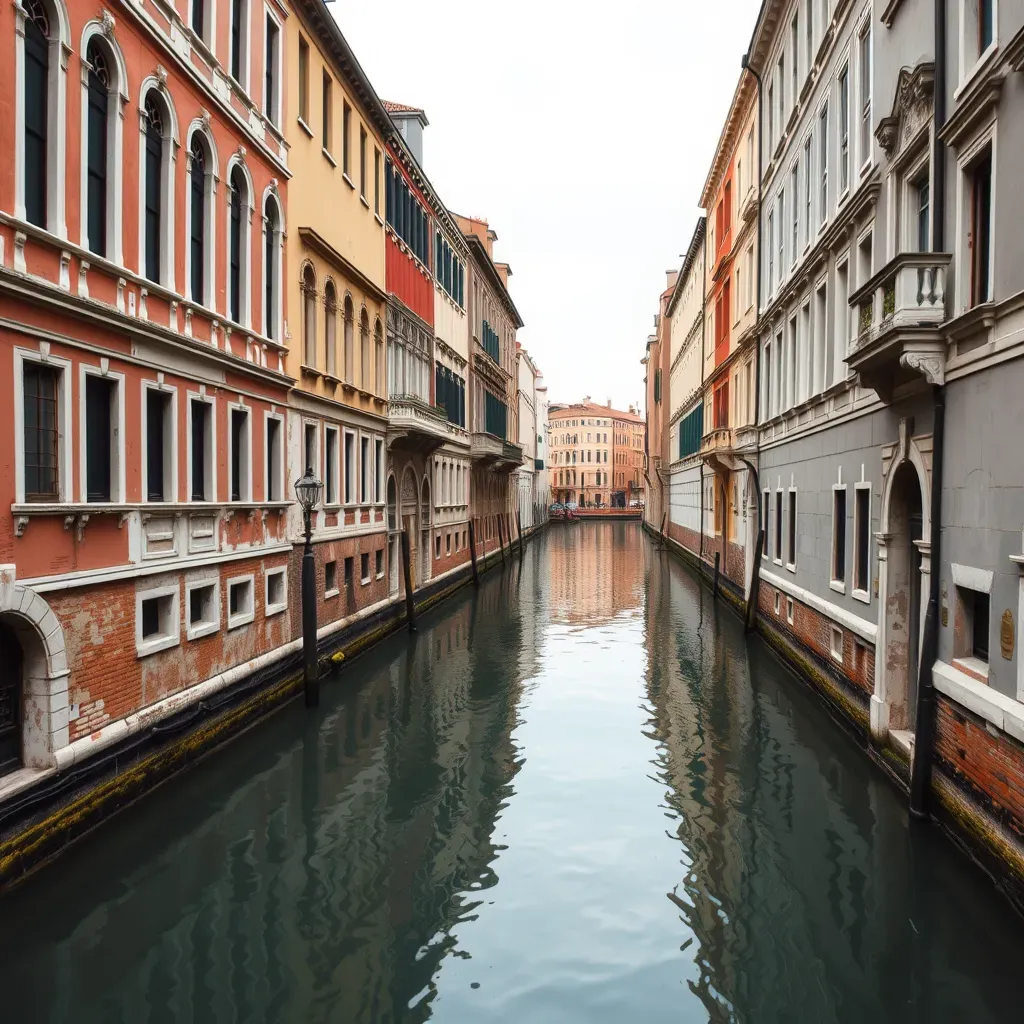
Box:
xmin=859 ymin=302 xmax=873 ymax=334
xmin=883 ymin=283 xmax=895 ymax=320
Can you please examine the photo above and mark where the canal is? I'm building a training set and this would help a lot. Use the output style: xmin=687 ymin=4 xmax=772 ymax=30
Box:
xmin=0 ymin=523 xmax=1020 ymax=1023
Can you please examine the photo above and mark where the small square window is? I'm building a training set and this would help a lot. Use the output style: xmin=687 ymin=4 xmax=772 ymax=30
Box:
xmin=344 ymin=556 xmax=353 ymax=589
xmin=360 ymin=551 xmax=370 ymax=583
xmin=186 ymin=580 xmax=219 ymax=640
xmin=325 ymin=560 xmax=338 ymax=596
xmin=266 ymin=568 xmax=287 ymax=616
xmin=955 ymin=585 xmax=990 ymax=674
xmin=137 ymin=586 xmax=180 ymax=657
xmin=227 ymin=577 xmax=254 ymax=629
xmin=830 ymin=626 xmax=844 ymax=663
xmin=786 ymin=596 xmax=794 ymax=624
xmin=375 ymin=548 xmax=384 ymax=578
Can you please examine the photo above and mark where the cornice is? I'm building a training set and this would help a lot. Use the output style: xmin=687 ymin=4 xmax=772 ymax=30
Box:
xmin=666 ymin=217 xmax=706 ymax=318
xmin=464 ymin=234 xmax=523 ymax=329
xmin=699 ymin=75 xmax=757 ymax=210
xmin=298 ymin=227 xmax=386 ymax=305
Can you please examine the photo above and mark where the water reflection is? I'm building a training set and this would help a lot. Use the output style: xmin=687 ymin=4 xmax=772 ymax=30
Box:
xmin=0 ymin=525 xmax=1019 ymax=1024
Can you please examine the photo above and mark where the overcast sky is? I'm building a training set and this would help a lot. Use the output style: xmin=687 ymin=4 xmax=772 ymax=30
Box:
xmin=332 ymin=0 xmax=762 ymax=413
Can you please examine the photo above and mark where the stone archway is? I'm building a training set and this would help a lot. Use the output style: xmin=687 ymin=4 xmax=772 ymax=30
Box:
xmin=871 ymin=424 xmax=932 ymax=744
xmin=0 ymin=565 xmax=70 ymax=772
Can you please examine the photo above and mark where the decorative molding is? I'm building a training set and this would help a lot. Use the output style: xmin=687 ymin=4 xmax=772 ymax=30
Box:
xmin=875 ymin=62 xmax=934 ymax=160
xmin=899 ymin=350 xmax=945 ymax=386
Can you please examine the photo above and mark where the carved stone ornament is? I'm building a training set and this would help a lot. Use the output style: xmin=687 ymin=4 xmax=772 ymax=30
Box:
xmin=101 ymin=9 xmax=115 ymax=35
xmin=899 ymin=350 xmax=945 ymax=386
xmin=156 ymin=64 xmax=168 ymax=86
xmin=875 ymin=62 xmax=935 ymax=160
xmin=1001 ymin=608 xmax=1015 ymax=660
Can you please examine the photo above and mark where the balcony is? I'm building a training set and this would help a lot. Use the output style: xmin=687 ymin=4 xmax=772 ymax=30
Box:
xmin=387 ymin=395 xmax=455 ymax=453
xmin=470 ymin=432 xmax=523 ymax=471
xmin=739 ymin=184 xmax=758 ymax=225
xmin=846 ymin=252 xmax=952 ymax=402
xmin=699 ymin=425 xmax=755 ymax=474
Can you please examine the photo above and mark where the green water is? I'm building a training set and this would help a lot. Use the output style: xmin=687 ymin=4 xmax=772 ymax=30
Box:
xmin=0 ymin=523 xmax=1020 ymax=1022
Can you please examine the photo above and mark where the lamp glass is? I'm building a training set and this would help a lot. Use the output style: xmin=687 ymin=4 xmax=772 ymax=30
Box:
xmin=294 ymin=467 xmax=323 ymax=513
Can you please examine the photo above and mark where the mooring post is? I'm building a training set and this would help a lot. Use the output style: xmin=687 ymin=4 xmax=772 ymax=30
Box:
xmin=713 ymin=550 xmax=721 ymax=600
xmin=468 ymin=519 xmax=479 ymax=586
xmin=517 ymin=509 xmax=524 ymax=559
xmin=497 ymin=514 xmax=506 ymax=564
xmin=400 ymin=530 xmax=416 ymax=633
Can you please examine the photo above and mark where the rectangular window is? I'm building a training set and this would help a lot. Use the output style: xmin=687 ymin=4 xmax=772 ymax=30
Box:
xmin=832 ymin=486 xmax=847 ymax=585
xmin=265 ymin=568 xmax=286 ymax=615
xmin=790 ymin=163 xmax=799 ymax=265
xmin=304 ymin=422 xmax=318 ymax=478
xmin=854 ymin=485 xmax=870 ymax=594
xmin=230 ymin=0 xmax=244 ymax=83
xmin=342 ymin=102 xmax=351 ymax=176
xmin=914 ymin=170 xmax=930 ymax=252
xmin=344 ymin=556 xmax=353 ymax=589
xmin=767 ymin=209 xmax=775 ymax=294
xmin=146 ymin=389 xmax=172 ymax=502
xmin=85 ymin=374 xmax=116 ymax=502
xmin=791 ymin=12 xmax=799 ymax=100
xmin=774 ymin=490 xmax=783 ymax=560
xmin=374 ymin=148 xmax=381 ymax=215
xmin=325 ymin=426 xmax=338 ymax=505
xmin=227 ymin=577 xmax=254 ymax=629
xmin=360 ymin=436 xmax=370 ymax=503
xmin=360 ymin=551 xmax=370 ymax=583
xmin=858 ymin=22 xmax=871 ymax=168
xmin=187 ymin=580 xmax=219 ymax=640
xmin=787 ymin=489 xmax=797 ymax=567
xmin=266 ymin=416 xmax=282 ymax=502
xmin=325 ymin=560 xmax=337 ymax=595
xmin=359 ymin=126 xmax=367 ymax=198
xmin=970 ymin=147 xmax=993 ymax=307
xmin=777 ymin=188 xmax=785 ymax=281
xmin=343 ymin=431 xmax=355 ymax=503
xmin=229 ymin=407 xmax=250 ymax=502
xmin=321 ymin=72 xmax=332 ymax=153
xmin=835 ymin=260 xmax=849 ymax=383
xmin=767 ymin=83 xmax=775 ymax=151
xmin=803 ymin=135 xmax=812 ymax=249
xmin=819 ymin=103 xmax=829 ymax=225
xmin=23 ymin=363 xmax=60 ymax=501
xmin=264 ymin=15 xmax=279 ymax=126
xmin=298 ymin=35 xmax=309 ymax=124
xmin=374 ymin=438 xmax=384 ymax=503
xmin=139 ymin=590 xmax=178 ymax=654
xmin=190 ymin=399 xmax=213 ymax=501
xmin=972 ymin=590 xmax=990 ymax=662
xmin=762 ymin=489 xmax=771 ymax=556
xmin=839 ymin=65 xmax=850 ymax=193
xmin=980 ymin=0 xmax=994 ymax=52
xmin=375 ymin=548 xmax=383 ymax=577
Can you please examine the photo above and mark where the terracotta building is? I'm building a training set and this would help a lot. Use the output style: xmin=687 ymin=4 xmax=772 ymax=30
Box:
xmin=548 ymin=399 xmax=637 ymax=507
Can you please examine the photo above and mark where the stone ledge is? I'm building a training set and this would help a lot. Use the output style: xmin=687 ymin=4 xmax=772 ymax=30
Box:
xmin=932 ymin=659 xmax=1024 ymax=746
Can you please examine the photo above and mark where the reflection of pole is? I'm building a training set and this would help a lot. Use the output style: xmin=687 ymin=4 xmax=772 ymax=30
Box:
xmin=745 ymin=528 xmax=765 ymax=633
xmin=517 ymin=509 xmax=524 ymax=559
xmin=302 ymin=511 xmax=319 ymax=708
xmin=713 ymin=550 xmax=721 ymax=601
xmin=468 ymin=519 xmax=479 ymax=585
xmin=401 ymin=530 xmax=416 ymax=633
xmin=497 ymin=513 xmax=506 ymax=564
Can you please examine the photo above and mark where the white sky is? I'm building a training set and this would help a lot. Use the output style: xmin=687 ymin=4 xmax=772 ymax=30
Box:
xmin=331 ymin=0 xmax=763 ymax=412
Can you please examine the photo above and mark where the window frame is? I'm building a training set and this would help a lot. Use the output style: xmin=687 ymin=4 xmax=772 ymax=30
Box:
xmin=16 ymin=349 xmax=72 ymax=505
xmin=185 ymin=577 xmax=220 ymax=641
xmin=227 ymin=401 xmax=252 ymax=503
xmin=857 ymin=18 xmax=872 ymax=174
xmin=186 ymin=391 xmax=216 ymax=503
xmin=774 ymin=488 xmax=784 ymax=565
xmin=263 ymin=6 xmax=283 ymax=128
xmin=136 ymin=582 xmax=181 ymax=658
xmin=343 ymin=428 xmax=357 ymax=505
xmin=786 ymin=486 xmax=797 ymax=572
xmin=831 ymin=483 xmax=848 ymax=592
xmin=142 ymin=379 xmax=177 ymax=503
xmin=324 ymin=423 xmax=340 ymax=507
xmin=264 ymin=410 xmax=285 ymax=503
xmin=79 ymin=363 xmax=125 ymax=505
xmin=227 ymin=573 xmax=256 ymax=630
xmin=264 ymin=565 xmax=288 ymax=617
xmin=852 ymin=480 xmax=872 ymax=603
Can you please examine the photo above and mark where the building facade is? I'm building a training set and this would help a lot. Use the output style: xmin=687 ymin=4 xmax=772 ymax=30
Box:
xmin=612 ymin=405 xmax=645 ymax=506
xmin=0 ymin=0 xmax=293 ymax=777
xmin=549 ymin=400 xmax=635 ymax=507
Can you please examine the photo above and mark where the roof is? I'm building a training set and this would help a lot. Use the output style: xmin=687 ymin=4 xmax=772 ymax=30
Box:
xmin=382 ymin=100 xmax=430 ymax=125
xmin=665 ymin=217 xmax=707 ymax=318
xmin=549 ymin=401 xmax=643 ymax=423
xmin=698 ymin=71 xmax=757 ymax=210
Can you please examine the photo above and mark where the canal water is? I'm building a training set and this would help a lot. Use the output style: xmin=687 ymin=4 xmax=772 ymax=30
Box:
xmin=1 ymin=523 xmax=1020 ymax=1023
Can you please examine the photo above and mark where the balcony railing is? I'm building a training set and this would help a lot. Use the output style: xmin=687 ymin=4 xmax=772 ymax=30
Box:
xmin=388 ymin=395 xmax=456 ymax=452
xmin=848 ymin=252 xmax=951 ymax=356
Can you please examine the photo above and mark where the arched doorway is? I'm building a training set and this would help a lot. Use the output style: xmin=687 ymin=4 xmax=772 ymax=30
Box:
xmin=400 ymin=467 xmax=419 ymax=593
xmin=420 ymin=476 xmax=432 ymax=585
xmin=0 ymin=622 xmax=23 ymax=775
xmin=743 ymin=470 xmax=759 ymax=598
xmin=387 ymin=474 xmax=399 ymax=596
xmin=872 ymin=425 xmax=932 ymax=744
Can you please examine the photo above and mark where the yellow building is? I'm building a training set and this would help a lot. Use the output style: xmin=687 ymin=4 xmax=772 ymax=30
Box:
xmin=283 ymin=2 xmax=396 ymax=626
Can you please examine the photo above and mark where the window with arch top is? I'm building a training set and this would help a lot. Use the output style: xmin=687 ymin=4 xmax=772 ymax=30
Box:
xmin=142 ymin=92 xmax=169 ymax=284
xmin=324 ymin=280 xmax=338 ymax=376
xmin=264 ymin=193 xmax=282 ymax=340
xmin=23 ymin=0 xmax=51 ymax=229
xmin=360 ymin=308 xmax=370 ymax=390
xmin=228 ymin=166 xmax=248 ymax=324
xmin=188 ymin=133 xmax=210 ymax=304
xmin=343 ymin=296 xmax=354 ymax=383
xmin=84 ymin=38 xmax=111 ymax=257
xmin=302 ymin=264 xmax=317 ymax=368
xmin=374 ymin=317 xmax=385 ymax=397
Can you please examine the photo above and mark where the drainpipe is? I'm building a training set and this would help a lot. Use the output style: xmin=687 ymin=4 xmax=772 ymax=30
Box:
xmin=909 ymin=0 xmax=947 ymax=819
xmin=741 ymin=51 xmax=765 ymax=631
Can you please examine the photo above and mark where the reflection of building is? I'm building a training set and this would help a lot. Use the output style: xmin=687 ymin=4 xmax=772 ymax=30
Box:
xmin=546 ymin=522 xmax=644 ymax=624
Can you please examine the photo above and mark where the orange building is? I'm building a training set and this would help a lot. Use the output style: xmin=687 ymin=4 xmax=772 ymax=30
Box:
xmin=612 ymin=406 xmax=645 ymax=507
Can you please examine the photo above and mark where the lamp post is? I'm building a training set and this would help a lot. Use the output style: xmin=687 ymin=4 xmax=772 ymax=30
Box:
xmin=295 ymin=466 xmax=323 ymax=708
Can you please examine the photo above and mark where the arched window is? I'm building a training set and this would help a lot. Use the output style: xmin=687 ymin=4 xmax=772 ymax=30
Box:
xmin=374 ymin=317 xmax=384 ymax=396
xmin=360 ymin=308 xmax=370 ymax=390
xmin=188 ymin=135 xmax=207 ymax=302
xmin=302 ymin=264 xmax=317 ymax=367
xmin=142 ymin=93 xmax=167 ymax=283
xmin=228 ymin=166 xmax=247 ymax=324
xmin=263 ymin=193 xmax=282 ymax=340
xmin=324 ymin=280 xmax=337 ymax=376
xmin=343 ymin=296 xmax=354 ymax=383
xmin=84 ymin=40 xmax=109 ymax=257
xmin=23 ymin=0 xmax=50 ymax=229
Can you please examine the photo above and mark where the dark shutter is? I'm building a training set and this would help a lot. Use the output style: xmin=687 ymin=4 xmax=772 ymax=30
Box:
xmin=265 ymin=19 xmax=276 ymax=123
xmin=267 ymin=418 xmax=280 ymax=501
xmin=85 ymin=375 xmax=113 ymax=502
xmin=230 ymin=408 xmax=245 ymax=501
xmin=144 ymin=99 xmax=163 ymax=282
xmin=146 ymin=390 xmax=166 ymax=501
xmin=24 ymin=13 xmax=49 ymax=229
xmin=190 ymin=139 xmax=205 ymax=302
xmin=265 ymin=202 xmax=276 ymax=338
xmin=834 ymin=489 xmax=847 ymax=582
xmin=86 ymin=44 xmax=108 ymax=257
xmin=191 ymin=0 xmax=204 ymax=37
xmin=191 ymin=402 xmax=207 ymax=501
xmin=230 ymin=0 xmax=242 ymax=81
xmin=230 ymin=173 xmax=242 ymax=322
xmin=23 ymin=363 xmax=59 ymax=500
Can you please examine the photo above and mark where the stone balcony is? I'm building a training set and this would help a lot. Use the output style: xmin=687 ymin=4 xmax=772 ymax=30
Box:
xmin=387 ymin=395 xmax=458 ymax=453
xmin=699 ymin=424 xmax=756 ymax=474
xmin=470 ymin=432 xmax=523 ymax=471
xmin=847 ymin=252 xmax=952 ymax=402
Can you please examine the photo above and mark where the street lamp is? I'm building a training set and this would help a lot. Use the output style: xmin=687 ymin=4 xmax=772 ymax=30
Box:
xmin=295 ymin=466 xmax=323 ymax=708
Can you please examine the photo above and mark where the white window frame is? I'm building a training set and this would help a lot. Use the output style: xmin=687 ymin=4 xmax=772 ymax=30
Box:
xmin=226 ymin=573 xmax=256 ymax=630
xmin=360 ymin=550 xmax=371 ymax=585
xmin=136 ymin=582 xmax=181 ymax=657
xmin=14 ymin=347 xmax=73 ymax=505
xmin=264 ymin=565 xmax=287 ymax=616
xmin=225 ymin=157 xmax=255 ymax=329
xmin=323 ymin=424 xmax=340 ymax=507
xmin=229 ymin=0 xmax=251 ymax=93
xmin=185 ymin=576 xmax=220 ymax=640
xmin=324 ymin=559 xmax=339 ymax=598
xmin=375 ymin=546 xmax=385 ymax=579
xmin=343 ymin=428 xmax=357 ymax=505
xmin=141 ymin=379 xmax=178 ymax=503
xmin=957 ymin=0 xmax=999 ymax=94
xmin=137 ymin=81 xmax=178 ymax=289
xmin=954 ymin=122 xmax=997 ymax=315
xmin=226 ymin=400 xmax=252 ymax=503
xmin=263 ymin=5 xmax=283 ymax=128
xmin=774 ymin=488 xmax=784 ymax=566
xmin=830 ymin=625 xmax=844 ymax=663
xmin=857 ymin=18 xmax=872 ymax=175
xmin=852 ymin=481 xmax=872 ymax=603
xmin=786 ymin=486 xmax=798 ymax=572
xmin=359 ymin=433 xmax=370 ymax=505
xmin=831 ymin=482 xmax=848 ymax=593
xmin=78 ymin=362 xmax=126 ymax=504
xmin=187 ymin=0 xmax=216 ymax=51
xmin=184 ymin=123 xmax=217 ymax=311
xmin=837 ymin=59 xmax=851 ymax=201
xmin=786 ymin=595 xmax=795 ymax=625
xmin=186 ymin=392 xmax=217 ymax=502
xmin=261 ymin=189 xmax=284 ymax=341
xmin=264 ymin=410 xmax=284 ymax=502
xmin=374 ymin=436 xmax=384 ymax=504
xmin=818 ymin=96 xmax=830 ymax=231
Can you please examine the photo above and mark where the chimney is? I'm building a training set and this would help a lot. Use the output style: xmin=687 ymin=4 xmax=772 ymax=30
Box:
xmin=383 ymin=102 xmax=429 ymax=167
xmin=607 ymin=399 xmax=612 ymax=408
xmin=494 ymin=262 xmax=512 ymax=289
